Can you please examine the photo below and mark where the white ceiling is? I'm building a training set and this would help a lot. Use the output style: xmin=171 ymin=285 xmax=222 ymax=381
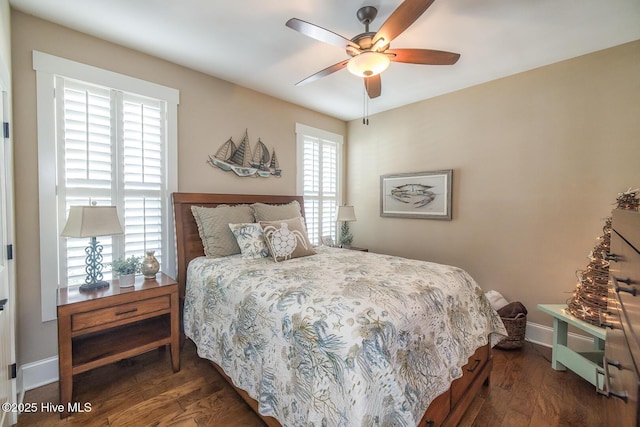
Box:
xmin=10 ymin=0 xmax=640 ymax=121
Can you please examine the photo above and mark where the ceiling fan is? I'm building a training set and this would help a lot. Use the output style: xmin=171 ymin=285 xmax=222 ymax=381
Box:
xmin=285 ymin=0 xmax=460 ymax=99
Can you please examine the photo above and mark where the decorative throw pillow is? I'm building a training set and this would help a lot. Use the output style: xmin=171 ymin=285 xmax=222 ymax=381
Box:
xmin=191 ymin=204 xmax=254 ymax=257
xmin=251 ymin=200 xmax=301 ymax=222
xmin=229 ymin=223 xmax=270 ymax=259
xmin=260 ymin=217 xmax=316 ymax=262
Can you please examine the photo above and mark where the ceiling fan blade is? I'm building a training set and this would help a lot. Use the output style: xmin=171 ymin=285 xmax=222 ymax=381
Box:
xmin=373 ymin=0 xmax=435 ymax=45
xmin=364 ymin=75 xmax=381 ymax=98
xmin=286 ymin=18 xmax=360 ymax=50
xmin=296 ymin=59 xmax=350 ymax=86
xmin=387 ymin=48 xmax=460 ymax=65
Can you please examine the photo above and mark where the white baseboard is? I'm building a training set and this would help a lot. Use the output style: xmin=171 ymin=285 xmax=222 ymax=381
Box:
xmin=15 ymin=321 xmax=598 ymax=397
xmin=19 ymin=355 xmax=58 ymax=395
xmin=525 ymin=321 xmax=600 ymax=352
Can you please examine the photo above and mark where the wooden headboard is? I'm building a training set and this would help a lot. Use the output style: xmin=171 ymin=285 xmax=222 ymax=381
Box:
xmin=172 ymin=192 xmax=305 ymax=298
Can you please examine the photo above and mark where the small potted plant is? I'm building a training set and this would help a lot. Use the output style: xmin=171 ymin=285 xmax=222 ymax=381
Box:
xmin=339 ymin=221 xmax=353 ymax=248
xmin=111 ymin=255 xmax=141 ymax=287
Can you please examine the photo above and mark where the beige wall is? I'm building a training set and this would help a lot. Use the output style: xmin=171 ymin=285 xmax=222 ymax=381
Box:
xmin=11 ymin=10 xmax=345 ymax=365
xmin=347 ymin=40 xmax=640 ymax=327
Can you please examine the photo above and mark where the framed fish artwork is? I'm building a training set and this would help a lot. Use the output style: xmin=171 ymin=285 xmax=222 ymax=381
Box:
xmin=380 ymin=170 xmax=452 ymax=220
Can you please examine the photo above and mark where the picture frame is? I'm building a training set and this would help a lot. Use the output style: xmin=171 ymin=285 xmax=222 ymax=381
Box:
xmin=380 ymin=170 xmax=453 ymax=220
xmin=321 ymin=236 xmax=335 ymax=247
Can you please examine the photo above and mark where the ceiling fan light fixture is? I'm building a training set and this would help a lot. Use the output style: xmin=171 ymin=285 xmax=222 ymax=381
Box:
xmin=370 ymin=37 xmax=388 ymax=52
xmin=347 ymin=52 xmax=390 ymax=78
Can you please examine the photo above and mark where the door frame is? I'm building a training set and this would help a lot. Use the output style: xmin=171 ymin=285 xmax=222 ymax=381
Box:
xmin=0 ymin=57 xmax=17 ymax=427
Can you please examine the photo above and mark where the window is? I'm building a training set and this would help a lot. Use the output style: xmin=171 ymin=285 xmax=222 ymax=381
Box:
xmin=34 ymin=51 xmax=178 ymax=321
xmin=295 ymin=123 xmax=343 ymax=246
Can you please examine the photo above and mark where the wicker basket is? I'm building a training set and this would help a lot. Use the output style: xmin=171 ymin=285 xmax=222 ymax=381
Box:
xmin=495 ymin=313 xmax=527 ymax=350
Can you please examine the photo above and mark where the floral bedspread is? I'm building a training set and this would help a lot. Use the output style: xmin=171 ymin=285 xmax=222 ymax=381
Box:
xmin=183 ymin=247 xmax=506 ymax=426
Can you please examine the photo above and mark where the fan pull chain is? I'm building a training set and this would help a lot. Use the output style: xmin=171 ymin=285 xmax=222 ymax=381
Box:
xmin=362 ymin=86 xmax=369 ymax=125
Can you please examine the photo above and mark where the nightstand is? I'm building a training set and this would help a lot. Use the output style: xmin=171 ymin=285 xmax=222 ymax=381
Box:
xmin=56 ymin=273 xmax=180 ymax=418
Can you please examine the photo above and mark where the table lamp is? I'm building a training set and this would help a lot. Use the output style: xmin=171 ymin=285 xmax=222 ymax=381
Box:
xmin=61 ymin=204 xmax=124 ymax=291
xmin=336 ymin=205 xmax=356 ymax=248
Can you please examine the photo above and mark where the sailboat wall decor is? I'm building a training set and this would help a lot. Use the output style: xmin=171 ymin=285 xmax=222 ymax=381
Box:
xmin=208 ymin=129 xmax=282 ymax=178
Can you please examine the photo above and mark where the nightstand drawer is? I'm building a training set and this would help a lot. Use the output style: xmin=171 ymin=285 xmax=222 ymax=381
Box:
xmin=72 ymin=295 xmax=171 ymax=332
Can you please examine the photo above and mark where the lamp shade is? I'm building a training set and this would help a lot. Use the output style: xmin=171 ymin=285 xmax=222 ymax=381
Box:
xmin=336 ymin=205 xmax=357 ymax=222
xmin=347 ymin=52 xmax=390 ymax=78
xmin=61 ymin=205 xmax=124 ymax=238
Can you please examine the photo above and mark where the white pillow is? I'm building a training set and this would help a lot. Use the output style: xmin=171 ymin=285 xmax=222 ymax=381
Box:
xmin=485 ymin=290 xmax=509 ymax=311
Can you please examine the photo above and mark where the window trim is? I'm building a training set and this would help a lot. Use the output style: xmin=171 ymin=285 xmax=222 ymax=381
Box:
xmin=295 ymin=123 xmax=344 ymax=245
xmin=33 ymin=51 xmax=179 ymax=322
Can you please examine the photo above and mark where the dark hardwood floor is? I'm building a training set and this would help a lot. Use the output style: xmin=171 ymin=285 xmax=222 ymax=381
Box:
xmin=17 ymin=339 xmax=607 ymax=426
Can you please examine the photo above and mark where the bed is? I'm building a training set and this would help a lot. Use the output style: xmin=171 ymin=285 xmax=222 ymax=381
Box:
xmin=172 ymin=192 xmax=506 ymax=426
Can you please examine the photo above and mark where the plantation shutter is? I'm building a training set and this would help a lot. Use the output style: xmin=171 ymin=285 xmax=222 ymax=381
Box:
xmin=56 ymin=77 xmax=166 ymax=286
xmin=120 ymin=93 xmax=165 ymax=266
xmin=321 ymin=141 xmax=338 ymax=240
xmin=301 ymin=135 xmax=339 ymax=245
xmin=57 ymin=78 xmax=115 ymax=285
